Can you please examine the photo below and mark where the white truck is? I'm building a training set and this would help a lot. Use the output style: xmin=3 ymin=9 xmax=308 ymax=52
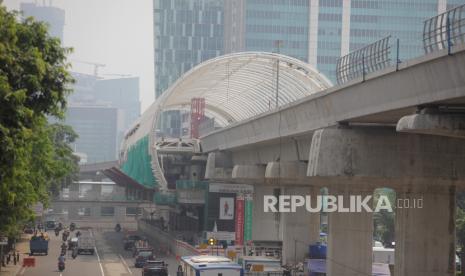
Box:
xmin=77 ymin=236 xmax=95 ymax=255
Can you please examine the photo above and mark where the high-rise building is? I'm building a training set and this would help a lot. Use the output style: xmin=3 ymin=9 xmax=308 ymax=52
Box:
xmin=154 ymin=0 xmax=463 ymax=92
xmin=67 ymin=73 xmax=141 ymax=163
xmin=153 ymin=0 xmax=224 ymax=98
xmin=65 ymin=105 xmax=118 ymax=163
xmin=20 ymin=2 xmax=65 ymax=42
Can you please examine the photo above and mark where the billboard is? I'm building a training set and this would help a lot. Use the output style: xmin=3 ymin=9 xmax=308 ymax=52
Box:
xmin=219 ymin=197 xmax=234 ymax=220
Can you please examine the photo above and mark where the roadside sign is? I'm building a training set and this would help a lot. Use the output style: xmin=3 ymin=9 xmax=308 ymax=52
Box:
xmin=0 ymin=237 xmax=7 ymax=245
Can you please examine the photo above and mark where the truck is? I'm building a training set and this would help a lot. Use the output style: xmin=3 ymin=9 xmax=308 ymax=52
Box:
xmin=29 ymin=236 xmax=49 ymax=255
xmin=77 ymin=236 xmax=95 ymax=255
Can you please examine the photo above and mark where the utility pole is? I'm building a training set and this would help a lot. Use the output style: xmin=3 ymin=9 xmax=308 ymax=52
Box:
xmin=274 ymin=40 xmax=283 ymax=109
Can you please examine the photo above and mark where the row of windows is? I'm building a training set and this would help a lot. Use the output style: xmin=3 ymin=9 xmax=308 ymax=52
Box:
xmin=352 ymin=1 xmax=438 ymax=10
xmin=248 ymin=0 xmax=308 ymax=6
xmin=318 ymin=41 xmax=341 ymax=50
xmin=159 ymin=23 xmax=223 ymax=38
xmin=350 ymin=14 xmax=378 ymax=23
xmin=157 ymin=36 xmax=223 ymax=51
xmin=317 ymin=55 xmax=339 ymax=64
xmin=350 ymin=28 xmax=384 ymax=37
xmin=156 ymin=9 xmax=222 ymax=25
xmin=246 ymin=39 xmax=308 ymax=49
xmin=246 ymin=24 xmax=307 ymax=35
xmin=319 ymin=13 xmax=342 ymax=22
xmin=319 ymin=0 xmax=343 ymax=8
xmin=156 ymin=0 xmax=223 ymax=11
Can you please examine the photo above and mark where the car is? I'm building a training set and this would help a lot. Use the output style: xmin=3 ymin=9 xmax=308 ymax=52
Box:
xmin=24 ymin=226 xmax=34 ymax=234
xmin=45 ymin=220 xmax=56 ymax=231
xmin=142 ymin=260 xmax=168 ymax=276
xmin=133 ymin=245 xmax=152 ymax=258
xmin=77 ymin=236 xmax=95 ymax=255
xmin=134 ymin=250 xmax=154 ymax=268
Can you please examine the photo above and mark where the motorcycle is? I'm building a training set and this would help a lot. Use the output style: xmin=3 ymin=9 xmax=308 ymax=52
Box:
xmin=114 ymin=223 xmax=121 ymax=232
xmin=58 ymin=261 xmax=65 ymax=272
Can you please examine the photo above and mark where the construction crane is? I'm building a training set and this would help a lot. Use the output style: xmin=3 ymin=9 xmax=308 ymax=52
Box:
xmin=72 ymin=60 xmax=106 ymax=77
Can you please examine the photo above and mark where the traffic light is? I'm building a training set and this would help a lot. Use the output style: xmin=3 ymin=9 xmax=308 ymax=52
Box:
xmin=208 ymin=238 xmax=216 ymax=246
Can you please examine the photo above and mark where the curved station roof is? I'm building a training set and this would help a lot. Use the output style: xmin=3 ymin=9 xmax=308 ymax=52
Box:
xmin=120 ymin=52 xmax=332 ymax=191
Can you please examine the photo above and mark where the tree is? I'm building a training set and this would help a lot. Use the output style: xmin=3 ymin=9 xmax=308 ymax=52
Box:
xmin=373 ymin=188 xmax=396 ymax=246
xmin=0 ymin=5 xmax=76 ymax=236
xmin=457 ymin=192 xmax=465 ymax=275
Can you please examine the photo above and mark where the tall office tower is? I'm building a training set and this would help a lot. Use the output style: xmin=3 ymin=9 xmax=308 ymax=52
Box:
xmin=67 ymin=73 xmax=141 ymax=163
xmin=20 ymin=2 xmax=65 ymax=42
xmin=153 ymin=0 xmax=224 ymax=98
xmin=154 ymin=0 xmax=462 ymax=89
xmin=66 ymin=105 xmax=118 ymax=164
xmin=311 ymin=0 xmax=465 ymax=81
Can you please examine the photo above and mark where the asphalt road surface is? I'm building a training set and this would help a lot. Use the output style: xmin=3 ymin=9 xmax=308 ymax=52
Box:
xmin=19 ymin=228 xmax=178 ymax=276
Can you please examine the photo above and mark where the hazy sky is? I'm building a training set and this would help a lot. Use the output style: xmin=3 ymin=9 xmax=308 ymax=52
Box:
xmin=3 ymin=0 xmax=155 ymax=112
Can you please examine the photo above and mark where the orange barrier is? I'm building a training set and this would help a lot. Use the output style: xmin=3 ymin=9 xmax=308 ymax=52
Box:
xmin=23 ymin=257 xmax=35 ymax=267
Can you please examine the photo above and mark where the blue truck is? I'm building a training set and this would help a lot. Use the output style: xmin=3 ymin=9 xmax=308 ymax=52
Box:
xmin=29 ymin=236 xmax=49 ymax=255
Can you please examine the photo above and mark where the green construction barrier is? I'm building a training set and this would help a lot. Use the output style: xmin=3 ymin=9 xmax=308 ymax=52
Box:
xmin=121 ymin=135 xmax=157 ymax=189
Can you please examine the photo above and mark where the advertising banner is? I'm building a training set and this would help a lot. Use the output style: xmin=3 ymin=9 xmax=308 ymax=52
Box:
xmin=235 ymin=194 xmax=245 ymax=245
xmin=244 ymin=194 xmax=253 ymax=242
xmin=219 ymin=197 xmax=235 ymax=220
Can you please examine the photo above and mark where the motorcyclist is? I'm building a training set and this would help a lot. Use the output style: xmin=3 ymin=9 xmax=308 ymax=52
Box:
xmin=58 ymin=255 xmax=66 ymax=263
xmin=71 ymin=247 xmax=78 ymax=259
xmin=58 ymin=255 xmax=66 ymax=271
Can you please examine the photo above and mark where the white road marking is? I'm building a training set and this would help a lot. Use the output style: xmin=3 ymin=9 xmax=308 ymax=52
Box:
xmin=119 ymin=254 xmax=133 ymax=274
xmin=95 ymin=246 xmax=105 ymax=276
xmin=16 ymin=266 xmax=26 ymax=276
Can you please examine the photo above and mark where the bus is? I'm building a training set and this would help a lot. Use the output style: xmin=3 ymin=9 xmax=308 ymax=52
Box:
xmin=180 ymin=256 xmax=243 ymax=276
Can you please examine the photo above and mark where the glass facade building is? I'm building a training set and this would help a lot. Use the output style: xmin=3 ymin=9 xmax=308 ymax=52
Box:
xmin=153 ymin=0 xmax=224 ymax=98
xmin=154 ymin=0 xmax=461 ymax=92
xmin=244 ymin=0 xmax=310 ymax=61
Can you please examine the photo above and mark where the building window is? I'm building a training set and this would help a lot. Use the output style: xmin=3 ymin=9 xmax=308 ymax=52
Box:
xmin=101 ymin=206 xmax=115 ymax=216
xmin=78 ymin=207 xmax=91 ymax=216
xmin=126 ymin=207 xmax=142 ymax=216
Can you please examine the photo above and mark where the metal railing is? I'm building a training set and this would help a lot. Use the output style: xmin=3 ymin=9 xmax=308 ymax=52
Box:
xmin=336 ymin=3 xmax=465 ymax=86
xmin=423 ymin=3 xmax=465 ymax=54
xmin=336 ymin=36 xmax=391 ymax=85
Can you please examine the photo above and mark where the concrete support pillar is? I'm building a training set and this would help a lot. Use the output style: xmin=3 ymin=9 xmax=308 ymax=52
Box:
xmin=252 ymin=185 xmax=280 ymax=241
xmin=327 ymin=184 xmax=373 ymax=276
xmin=282 ymin=186 xmax=320 ymax=265
xmin=395 ymin=184 xmax=456 ymax=276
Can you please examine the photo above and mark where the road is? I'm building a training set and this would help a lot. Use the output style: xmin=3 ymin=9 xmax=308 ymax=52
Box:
xmin=19 ymin=228 xmax=178 ymax=276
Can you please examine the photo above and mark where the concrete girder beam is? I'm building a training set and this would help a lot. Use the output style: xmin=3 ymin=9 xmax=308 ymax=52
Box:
xmin=265 ymin=161 xmax=307 ymax=180
xmin=397 ymin=113 xmax=465 ymax=139
xmin=205 ymin=151 xmax=233 ymax=180
xmin=307 ymin=126 xmax=465 ymax=187
xmin=231 ymin=165 xmax=265 ymax=181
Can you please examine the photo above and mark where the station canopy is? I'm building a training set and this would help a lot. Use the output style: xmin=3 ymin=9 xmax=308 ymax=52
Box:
xmin=121 ymin=52 xmax=332 ymax=192
xmin=157 ymin=52 xmax=332 ymax=126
